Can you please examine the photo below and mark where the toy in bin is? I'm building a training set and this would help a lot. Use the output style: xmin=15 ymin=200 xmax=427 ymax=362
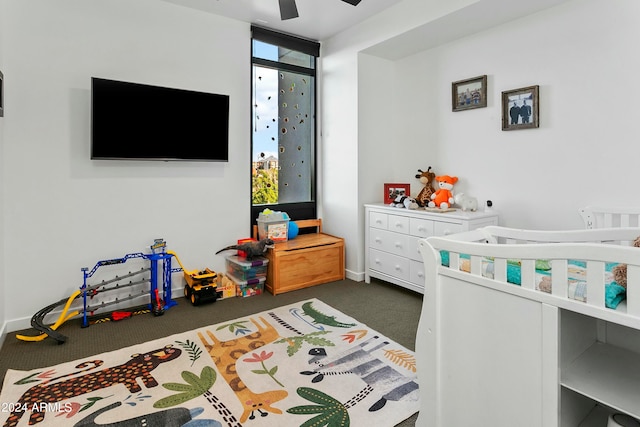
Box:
xmin=225 ymin=255 xmax=269 ymax=280
xmin=228 ymin=274 xmax=266 ymax=297
xmin=257 ymin=209 xmax=289 ymax=242
xmin=168 ymin=251 xmax=220 ymax=306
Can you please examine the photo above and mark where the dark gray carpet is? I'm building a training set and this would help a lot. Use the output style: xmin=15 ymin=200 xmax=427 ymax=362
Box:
xmin=0 ymin=278 xmax=422 ymax=426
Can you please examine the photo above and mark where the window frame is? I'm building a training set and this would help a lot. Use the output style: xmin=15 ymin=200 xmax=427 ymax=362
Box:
xmin=250 ymin=27 xmax=320 ymax=232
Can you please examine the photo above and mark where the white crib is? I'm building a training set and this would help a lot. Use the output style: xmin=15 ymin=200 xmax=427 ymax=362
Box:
xmin=415 ymin=224 xmax=640 ymax=427
xmin=579 ymin=205 xmax=640 ymax=229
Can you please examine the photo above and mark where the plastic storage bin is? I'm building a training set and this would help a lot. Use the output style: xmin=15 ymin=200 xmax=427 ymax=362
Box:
xmin=225 ymin=255 xmax=269 ymax=281
xmin=228 ymin=274 xmax=265 ymax=298
xmin=257 ymin=211 xmax=289 ymax=242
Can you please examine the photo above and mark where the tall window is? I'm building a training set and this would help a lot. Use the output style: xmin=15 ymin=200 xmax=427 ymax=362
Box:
xmin=251 ymin=27 xmax=319 ymax=227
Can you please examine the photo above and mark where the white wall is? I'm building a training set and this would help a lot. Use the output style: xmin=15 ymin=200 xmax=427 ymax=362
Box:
xmin=322 ymin=0 xmax=479 ymax=280
xmin=392 ymin=0 xmax=640 ymax=231
xmin=2 ymin=0 xmax=250 ymax=329
xmin=0 ymin=0 xmax=6 ymax=343
xmin=323 ymin=0 xmax=640 ymax=277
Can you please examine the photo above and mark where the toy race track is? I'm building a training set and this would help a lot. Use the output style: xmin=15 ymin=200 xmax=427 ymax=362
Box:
xmin=17 ymin=239 xmax=184 ymax=344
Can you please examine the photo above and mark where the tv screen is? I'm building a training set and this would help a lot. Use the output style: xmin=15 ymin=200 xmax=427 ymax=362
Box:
xmin=91 ymin=77 xmax=229 ymax=161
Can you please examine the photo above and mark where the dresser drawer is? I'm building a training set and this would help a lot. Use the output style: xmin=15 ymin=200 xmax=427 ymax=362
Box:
xmin=387 ymin=214 xmax=410 ymax=234
xmin=365 ymin=204 xmax=499 ymax=292
xmin=369 ymin=248 xmax=410 ymax=281
xmin=370 ymin=211 xmax=388 ymax=230
xmin=406 ymin=235 xmax=424 ymax=261
xmin=410 ymin=259 xmax=426 ymax=287
xmin=410 ymin=217 xmax=434 ymax=238
xmin=369 ymin=228 xmax=411 ymax=257
xmin=435 ymin=221 xmax=463 ymax=236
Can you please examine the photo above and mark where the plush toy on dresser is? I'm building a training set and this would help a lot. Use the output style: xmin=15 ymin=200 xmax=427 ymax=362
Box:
xmin=429 ymin=175 xmax=458 ymax=209
xmin=390 ymin=194 xmax=419 ymax=209
xmin=414 ymin=167 xmax=436 ymax=207
xmin=612 ymin=236 xmax=640 ymax=288
xmin=454 ymin=193 xmax=478 ymax=212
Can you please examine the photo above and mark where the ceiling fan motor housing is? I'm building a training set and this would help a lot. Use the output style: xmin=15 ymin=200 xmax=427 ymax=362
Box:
xmin=279 ymin=0 xmax=362 ymax=20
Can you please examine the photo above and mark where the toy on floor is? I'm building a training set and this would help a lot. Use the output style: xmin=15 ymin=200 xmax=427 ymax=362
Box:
xmin=15 ymin=291 xmax=81 ymax=342
xmin=415 ymin=167 xmax=436 ymax=207
xmin=215 ymin=238 xmax=275 ymax=260
xmin=152 ymin=289 xmax=165 ymax=315
xmin=612 ymin=236 xmax=640 ymax=288
xmin=168 ymin=250 xmax=221 ymax=306
xmin=18 ymin=239 xmax=181 ymax=344
xmin=429 ymin=175 xmax=458 ymax=209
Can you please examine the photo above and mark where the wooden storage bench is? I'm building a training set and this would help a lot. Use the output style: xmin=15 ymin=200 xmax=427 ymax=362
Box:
xmin=254 ymin=219 xmax=345 ymax=295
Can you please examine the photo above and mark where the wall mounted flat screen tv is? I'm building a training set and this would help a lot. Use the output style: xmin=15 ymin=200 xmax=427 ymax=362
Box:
xmin=91 ymin=77 xmax=229 ymax=161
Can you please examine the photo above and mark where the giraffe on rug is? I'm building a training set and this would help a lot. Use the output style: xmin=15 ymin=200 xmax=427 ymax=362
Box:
xmin=197 ymin=317 xmax=288 ymax=424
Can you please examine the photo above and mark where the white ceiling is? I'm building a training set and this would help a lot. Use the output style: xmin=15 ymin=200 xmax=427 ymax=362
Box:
xmin=160 ymin=0 xmax=404 ymax=41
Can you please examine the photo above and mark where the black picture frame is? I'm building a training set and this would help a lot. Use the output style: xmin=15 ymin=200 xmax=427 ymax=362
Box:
xmin=502 ymin=85 xmax=539 ymax=131
xmin=0 ymin=70 xmax=3 ymax=118
xmin=452 ymin=75 xmax=487 ymax=112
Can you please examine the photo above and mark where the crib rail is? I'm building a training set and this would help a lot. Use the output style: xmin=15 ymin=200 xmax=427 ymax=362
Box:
xmin=580 ymin=206 xmax=640 ymax=229
xmin=421 ymin=226 xmax=640 ymax=325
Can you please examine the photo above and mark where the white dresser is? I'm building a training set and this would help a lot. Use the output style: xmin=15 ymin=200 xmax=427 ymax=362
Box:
xmin=364 ymin=203 xmax=499 ymax=293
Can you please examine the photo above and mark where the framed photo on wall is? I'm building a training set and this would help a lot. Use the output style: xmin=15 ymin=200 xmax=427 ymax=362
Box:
xmin=502 ymin=85 xmax=539 ymax=130
xmin=383 ymin=183 xmax=411 ymax=204
xmin=0 ymin=70 xmax=3 ymax=118
xmin=452 ymin=75 xmax=487 ymax=111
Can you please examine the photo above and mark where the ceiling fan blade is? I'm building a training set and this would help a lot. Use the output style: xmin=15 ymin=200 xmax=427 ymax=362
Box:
xmin=341 ymin=0 xmax=362 ymax=5
xmin=279 ymin=0 xmax=299 ymax=20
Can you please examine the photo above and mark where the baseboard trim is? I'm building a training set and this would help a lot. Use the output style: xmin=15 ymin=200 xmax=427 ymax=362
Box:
xmin=346 ymin=269 xmax=364 ymax=282
xmin=3 ymin=285 xmax=186 ymax=335
xmin=0 ymin=320 xmax=7 ymax=351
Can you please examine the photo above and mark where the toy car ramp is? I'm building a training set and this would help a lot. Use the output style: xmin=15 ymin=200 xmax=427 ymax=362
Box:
xmin=16 ymin=290 xmax=81 ymax=343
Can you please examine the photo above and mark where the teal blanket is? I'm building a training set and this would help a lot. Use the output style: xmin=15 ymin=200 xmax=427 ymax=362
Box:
xmin=439 ymin=251 xmax=626 ymax=309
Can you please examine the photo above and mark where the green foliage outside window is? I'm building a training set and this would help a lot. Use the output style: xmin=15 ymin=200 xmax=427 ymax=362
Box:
xmin=252 ymin=169 xmax=278 ymax=205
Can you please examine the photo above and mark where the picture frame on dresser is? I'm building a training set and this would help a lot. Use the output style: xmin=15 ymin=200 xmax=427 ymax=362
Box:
xmin=383 ymin=183 xmax=410 ymax=204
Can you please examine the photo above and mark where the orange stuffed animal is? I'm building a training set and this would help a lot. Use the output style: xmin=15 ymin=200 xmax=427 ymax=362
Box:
xmin=429 ymin=175 xmax=458 ymax=209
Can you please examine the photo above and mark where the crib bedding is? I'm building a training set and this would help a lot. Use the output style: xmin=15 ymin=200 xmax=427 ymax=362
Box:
xmin=440 ymin=251 xmax=627 ymax=309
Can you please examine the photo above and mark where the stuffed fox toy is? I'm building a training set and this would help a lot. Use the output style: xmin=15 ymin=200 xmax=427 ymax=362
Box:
xmin=429 ymin=175 xmax=458 ymax=209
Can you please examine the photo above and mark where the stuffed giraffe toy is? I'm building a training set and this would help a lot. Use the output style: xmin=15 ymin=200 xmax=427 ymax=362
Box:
xmin=414 ymin=167 xmax=436 ymax=207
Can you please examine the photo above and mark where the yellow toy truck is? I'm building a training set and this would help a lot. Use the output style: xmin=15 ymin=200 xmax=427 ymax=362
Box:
xmin=167 ymin=251 xmax=220 ymax=305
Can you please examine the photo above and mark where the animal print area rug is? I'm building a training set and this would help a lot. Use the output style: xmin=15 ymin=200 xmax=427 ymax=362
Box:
xmin=0 ymin=299 xmax=419 ymax=427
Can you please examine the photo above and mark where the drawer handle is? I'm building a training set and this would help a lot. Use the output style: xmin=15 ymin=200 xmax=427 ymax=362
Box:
xmin=374 ymin=259 xmax=381 ymax=265
xmin=418 ymin=226 xmax=426 ymax=232
xmin=394 ymin=242 xmax=402 ymax=248
xmin=394 ymin=265 xmax=401 ymax=271
xmin=394 ymin=222 xmax=403 ymax=229
xmin=417 ymin=272 xmax=424 ymax=278
xmin=443 ymin=229 xmax=452 ymax=235
xmin=375 ymin=219 xmax=383 ymax=224
xmin=375 ymin=237 xmax=382 ymax=243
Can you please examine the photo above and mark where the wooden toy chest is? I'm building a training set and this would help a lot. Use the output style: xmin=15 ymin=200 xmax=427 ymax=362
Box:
xmin=265 ymin=233 xmax=344 ymax=295
xmin=255 ymin=219 xmax=345 ymax=295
